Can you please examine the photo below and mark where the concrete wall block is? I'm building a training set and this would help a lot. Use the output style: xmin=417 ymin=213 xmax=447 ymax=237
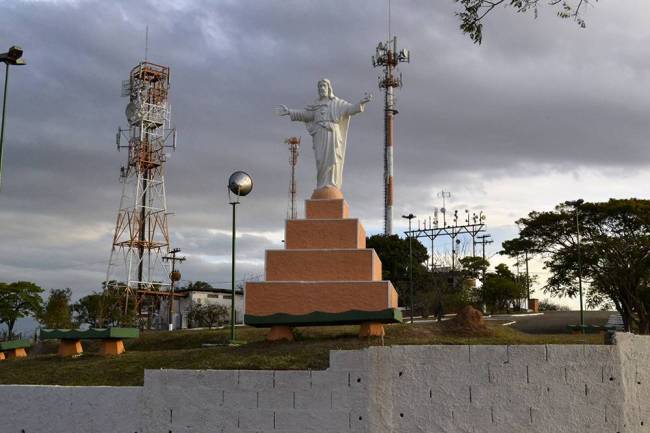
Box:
xmin=222 ymin=390 xmax=258 ymax=409
xmin=238 ymin=369 xmax=275 ymax=389
xmin=547 ymin=383 xmax=588 ymax=408
xmin=467 ymin=363 xmax=491 ymax=385
xmin=295 ymin=388 xmax=333 ymax=410
xmin=173 ymin=407 xmax=237 ymax=431
xmin=546 ymin=345 xmax=585 ymax=363
xmin=527 ymin=362 xmax=566 ymax=385
xmin=472 ymin=384 xmax=548 ymax=407
xmin=275 ymin=409 xmax=351 ymax=431
xmin=237 ymin=409 xmax=275 ymax=430
xmin=274 ymin=370 xmax=312 ymax=390
xmin=564 ymin=362 xmax=608 ymax=384
xmin=469 ymin=345 xmax=508 ymax=365
xmin=311 ymin=369 xmax=352 ymax=389
xmin=490 ymin=363 xmax=528 ymax=385
xmin=330 ymin=348 xmax=367 ymax=370
xmin=391 ymin=344 xmax=470 ymax=367
xmin=450 ymin=403 xmax=493 ymax=431
xmin=428 ymin=381 xmax=470 ymax=405
xmin=586 ymin=382 xmax=622 ymax=405
xmin=331 ymin=387 xmax=366 ymax=411
xmin=507 ymin=345 xmax=547 ymax=365
xmin=259 ymin=389 xmax=294 ymax=409
xmin=583 ymin=345 xmax=617 ymax=364
xmin=492 ymin=402 xmax=532 ymax=426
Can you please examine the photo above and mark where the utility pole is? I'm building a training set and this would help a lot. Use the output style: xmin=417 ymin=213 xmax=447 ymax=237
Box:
xmin=372 ymin=6 xmax=409 ymax=235
xmin=163 ymin=248 xmax=185 ymax=330
xmin=476 ymin=234 xmax=493 ymax=281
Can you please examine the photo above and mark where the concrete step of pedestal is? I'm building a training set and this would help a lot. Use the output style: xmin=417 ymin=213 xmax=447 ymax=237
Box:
xmin=285 ymin=218 xmax=366 ymax=249
xmin=245 ymin=280 xmax=398 ymax=317
xmin=265 ymin=248 xmax=382 ymax=281
xmin=305 ymin=198 xmax=349 ymax=219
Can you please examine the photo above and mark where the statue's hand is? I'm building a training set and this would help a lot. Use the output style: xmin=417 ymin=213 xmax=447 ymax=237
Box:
xmin=360 ymin=93 xmax=373 ymax=105
xmin=275 ymin=105 xmax=290 ymax=116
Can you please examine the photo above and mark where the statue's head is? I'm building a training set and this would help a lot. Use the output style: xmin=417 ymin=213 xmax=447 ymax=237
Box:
xmin=317 ymin=79 xmax=334 ymax=100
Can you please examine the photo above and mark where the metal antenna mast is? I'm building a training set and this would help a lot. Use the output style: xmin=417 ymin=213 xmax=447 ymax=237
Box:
xmin=372 ymin=2 xmax=409 ymax=235
xmin=437 ymin=190 xmax=452 ymax=227
xmin=106 ymin=60 xmax=177 ymax=314
xmin=285 ymin=137 xmax=301 ymax=220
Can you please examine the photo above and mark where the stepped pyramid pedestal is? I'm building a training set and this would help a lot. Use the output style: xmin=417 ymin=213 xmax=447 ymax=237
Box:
xmin=245 ymin=187 xmax=402 ymax=341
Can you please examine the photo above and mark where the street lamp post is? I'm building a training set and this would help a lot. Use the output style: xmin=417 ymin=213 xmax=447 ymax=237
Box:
xmin=402 ymin=213 xmax=415 ymax=324
xmin=227 ymin=171 xmax=253 ymax=343
xmin=0 ymin=45 xmax=26 ymax=189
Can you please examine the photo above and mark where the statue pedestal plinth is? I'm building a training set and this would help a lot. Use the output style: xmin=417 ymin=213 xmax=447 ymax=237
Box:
xmin=245 ymin=190 xmax=402 ymax=340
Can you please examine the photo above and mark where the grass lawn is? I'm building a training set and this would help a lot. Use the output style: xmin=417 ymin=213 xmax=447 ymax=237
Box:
xmin=0 ymin=323 xmax=603 ymax=387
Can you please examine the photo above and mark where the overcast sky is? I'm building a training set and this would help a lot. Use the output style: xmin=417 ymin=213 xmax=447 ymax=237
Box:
xmin=1 ymin=0 xmax=650 ymax=310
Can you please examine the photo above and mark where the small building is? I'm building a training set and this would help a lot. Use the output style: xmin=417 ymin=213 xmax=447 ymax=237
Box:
xmin=160 ymin=286 xmax=244 ymax=330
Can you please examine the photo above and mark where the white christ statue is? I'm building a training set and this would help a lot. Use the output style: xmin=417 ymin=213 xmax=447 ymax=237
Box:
xmin=277 ymin=79 xmax=372 ymax=193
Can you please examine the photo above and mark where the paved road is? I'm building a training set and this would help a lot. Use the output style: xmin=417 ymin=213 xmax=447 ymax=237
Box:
xmin=503 ymin=311 xmax=614 ymax=334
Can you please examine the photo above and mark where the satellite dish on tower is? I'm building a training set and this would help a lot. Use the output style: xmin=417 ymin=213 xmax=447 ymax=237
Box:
xmin=125 ymin=102 xmax=141 ymax=125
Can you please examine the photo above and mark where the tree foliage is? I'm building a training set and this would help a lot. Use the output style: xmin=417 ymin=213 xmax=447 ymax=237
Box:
xmin=502 ymin=199 xmax=650 ymax=333
xmin=186 ymin=302 xmax=228 ymax=329
xmin=39 ymin=288 xmax=73 ymax=329
xmin=479 ymin=264 xmax=527 ymax=313
xmin=366 ymin=234 xmax=429 ymax=282
xmin=72 ymin=293 xmax=106 ymax=328
xmin=455 ymin=0 xmax=596 ymax=44
xmin=0 ymin=281 xmax=44 ymax=339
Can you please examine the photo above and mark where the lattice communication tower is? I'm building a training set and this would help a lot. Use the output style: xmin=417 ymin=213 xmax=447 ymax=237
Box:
xmin=285 ymin=137 xmax=301 ymax=220
xmin=372 ymin=36 xmax=409 ymax=235
xmin=105 ymin=61 xmax=177 ymax=311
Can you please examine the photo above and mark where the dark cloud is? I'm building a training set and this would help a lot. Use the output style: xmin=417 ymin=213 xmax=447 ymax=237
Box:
xmin=0 ymin=0 xmax=648 ymax=299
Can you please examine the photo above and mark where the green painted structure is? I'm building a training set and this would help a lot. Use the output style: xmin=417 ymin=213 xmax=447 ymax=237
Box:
xmin=245 ymin=308 xmax=402 ymax=327
xmin=0 ymin=339 xmax=31 ymax=350
xmin=40 ymin=328 xmax=139 ymax=340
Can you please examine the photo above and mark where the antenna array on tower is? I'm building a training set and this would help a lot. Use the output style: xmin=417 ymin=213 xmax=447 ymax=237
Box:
xmin=372 ymin=20 xmax=409 ymax=235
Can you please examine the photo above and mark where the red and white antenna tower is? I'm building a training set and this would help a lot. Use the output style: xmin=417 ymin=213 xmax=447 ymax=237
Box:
xmin=285 ymin=136 xmax=301 ymax=220
xmin=372 ymin=1 xmax=409 ymax=235
xmin=105 ymin=60 xmax=177 ymax=313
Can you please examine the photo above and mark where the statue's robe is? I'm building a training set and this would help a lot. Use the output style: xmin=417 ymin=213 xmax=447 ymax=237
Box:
xmin=289 ymin=96 xmax=364 ymax=190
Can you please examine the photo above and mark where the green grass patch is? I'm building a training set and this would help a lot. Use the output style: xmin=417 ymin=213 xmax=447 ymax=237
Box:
xmin=0 ymin=323 xmax=603 ymax=387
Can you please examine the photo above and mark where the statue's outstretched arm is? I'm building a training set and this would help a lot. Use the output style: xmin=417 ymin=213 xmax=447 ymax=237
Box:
xmin=275 ymin=105 xmax=313 ymax=123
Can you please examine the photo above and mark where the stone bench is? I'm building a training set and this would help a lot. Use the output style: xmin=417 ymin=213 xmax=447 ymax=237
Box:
xmin=39 ymin=328 xmax=139 ymax=357
xmin=0 ymin=339 xmax=31 ymax=360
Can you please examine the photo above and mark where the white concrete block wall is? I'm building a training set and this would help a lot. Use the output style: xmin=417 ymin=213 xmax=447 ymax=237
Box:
xmin=0 ymin=385 xmax=142 ymax=433
xmin=2 ymin=334 xmax=650 ymax=433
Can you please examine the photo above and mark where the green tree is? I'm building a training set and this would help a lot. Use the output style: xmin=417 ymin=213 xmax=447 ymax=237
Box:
xmin=366 ymin=234 xmax=429 ymax=282
xmin=480 ymin=264 xmax=527 ymax=314
xmin=455 ymin=0 xmax=594 ymax=44
xmin=502 ymin=199 xmax=650 ymax=333
xmin=186 ymin=302 xmax=229 ymax=328
xmin=458 ymin=256 xmax=490 ymax=280
xmin=39 ymin=288 xmax=73 ymax=329
xmin=72 ymin=293 xmax=104 ymax=328
xmin=0 ymin=281 xmax=44 ymax=339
